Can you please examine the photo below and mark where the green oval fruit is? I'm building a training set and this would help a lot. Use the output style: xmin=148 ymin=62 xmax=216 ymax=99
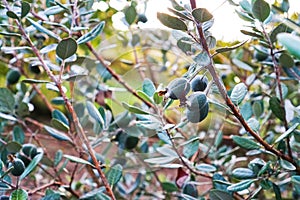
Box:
xmin=16 ymin=152 xmax=31 ymax=167
xmin=191 ymin=75 xmax=208 ymax=92
xmin=29 ymin=64 xmax=42 ymax=74
xmin=186 ymin=92 xmax=209 ymax=123
xmin=166 ymin=78 xmax=190 ymax=100
xmin=6 ymin=69 xmax=21 ymax=85
xmin=137 ymin=14 xmax=148 ymax=23
xmin=22 ymin=144 xmax=38 ymax=159
xmin=8 ymin=158 xmax=25 ymax=176
xmin=125 ymin=136 xmax=139 ymax=150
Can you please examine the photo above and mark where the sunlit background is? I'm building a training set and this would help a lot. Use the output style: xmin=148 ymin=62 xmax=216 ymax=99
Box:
xmin=93 ymin=0 xmax=300 ymax=41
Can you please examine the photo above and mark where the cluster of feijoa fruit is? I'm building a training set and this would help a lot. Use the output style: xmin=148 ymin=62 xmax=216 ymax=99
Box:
xmin=165 ymin=75 xmax=209 ymax=123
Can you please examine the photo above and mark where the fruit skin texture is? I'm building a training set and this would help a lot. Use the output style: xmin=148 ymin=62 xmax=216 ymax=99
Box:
xmin=8 ymin=158 xmax=25 ymax=176
xmin=186 ymin=92 xmax=209 ymax=123
xmin=6 ymin=69 xmax=21 ymax=85
xmin=166 ymin=78 xmax=190 ymax=100
xmin=22 ymin=144 xmax=38 ymax=159
xmin=191 ymin=75 xmax=208 ymax=92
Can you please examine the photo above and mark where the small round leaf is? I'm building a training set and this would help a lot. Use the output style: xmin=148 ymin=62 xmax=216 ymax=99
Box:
xmin=157 ymin=12 xmax=187 ymax=31
xmin=56 ymin=38 xmax=78 ymax=60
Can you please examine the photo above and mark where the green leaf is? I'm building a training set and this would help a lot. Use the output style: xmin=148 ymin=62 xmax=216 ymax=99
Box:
xmin=6 ymin=11 xmax=19 ymax=20
xmin=157 ymin=12 xmax=187 ymax=31
xmin=194 ymin=51 xmax=210 ymax=66
xmin=162 ymin=182 xmax=178 ymax=192
xmin=20 ymin=151 xmax=44 ymax=180
xmin=125 ymin=6 xmax=137 ymax=25
xmin=107 ymin=164 xmax=122 ymax=186
xmin=44 ymin=5 xmax=65 ymax=16
xmin=0 ymin=88 xmax=15 ymax=113
xmin=252 ymin=0 xmax=270 ymax=22
xmin=54 ymin=150 xmax=63 ymax=167
xmin=77 ymin=21 xmax=105 ymax=45
xmin=257 ymin=161 xmax=271 ymax=176
xmin=27 ymin=18 xmax=60 ymax=40
xmin=6 ymin=141 xmax=22 ymax=153
xmin=0 ymin=112 xmax=17 ymax=121
xmin=13 ymin=126 xmax=25 ymax=144
xmin=279 ymin=53 xmax=294 ymax=68
xmin=51 ymin=118 xmax=69 ymax=132
xmin=10 ymin=189 xmax=28 ymax=200
xmin=232 ymin=58 xmax=253 ymax=71
xmin=196 ymin=163 xmax=217 ymax=173
xmin=247 ymin=118 xmax=260 ymax=132
xmin=64 ymin=155 xmax=94 ymax=167
xmin=21 ymin=2 xmax=30 ymax=18
xmin=80 ymin=187 xmax=109 ymax=200
xmin=275 ymin=122 xmax=299 ymax=143
xmin=56 ymin=38 xmax=77 ymax=60
xmin=192 ymin=8 xmax=213 ymax=23
xmin=0 ymin=32 xmax=21 ymax=37
xmin=241 ymin=102 xmax=253 ymax=120
xmin=86 ymin=101 xmax=105 ymax=126
xmin=272 ymin=183 xmax=282 ymax=200
xmin=177 ymin=37 xmax=192 ymax=53
xmin=270 ymin=23 xmax=291 ymax=43
xmin=156 ymin=146 xmax=178 ymax=157
xmin=22 ymin=79 xmax=50 ymax=84
xmin=142 ymin=78 xmax=156 ymax=97
xmin=216 ymin=40 xmax=247 ymax=53
xmin=232 ymin=136 xmax=261 ymax=150
xmin=52 ymin=109 xmax=69 ymax=126
xmin=44 ymin=125 xmax=72 ymax=142
xmin=240 ymin=0 xmax=252 ymax=13
xmin=236 ymin=10 xmax=254 ymax=22
xmin=240 ymin=30 xmax=264 ymax=39
xmin=122 ymin=102 xmax=149 ymax=115
xmin=230 ymin=83 xmax=248 ymax=104
xmin=209 ymin=189 xmax=233 ymax=200
xmin=144 ymin=156 xmax=177 ymax=164
xmin=252 ymin=100 xmax=263 ymax=117
xmin=232 ymin=168 xmax=255 ymax=179
xmin=279 ymin=159 xmax=296 ymax=171
xmin=168 ymin=8 xmax=192 ymax=21
xmin=137 ymin=90 xmax=154 ymax=104
xmin=183 ymin=138 xmax=199 ymax=159
xmin=292 ymin=175 xmax=300 ymax=185
xmin=227 ymin=179 xmax=255 ymax=192
xmin=277 ymin=33 xmax=300 ymax=59
xmin=269 ymin=96 xmax=285 ymax=121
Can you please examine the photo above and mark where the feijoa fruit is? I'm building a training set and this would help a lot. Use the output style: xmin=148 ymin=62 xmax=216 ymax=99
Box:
xmin=166 ymin=78 xmax=190 ymax=100
xmin=6 ymin=69 xmax=21 ymax=85
xmin=191 ymin=75 xmax=208 ymax=92
xmin=8 ymin=158 xmax=25 ymax=176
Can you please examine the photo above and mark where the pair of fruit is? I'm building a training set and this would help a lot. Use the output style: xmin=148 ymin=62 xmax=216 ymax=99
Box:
xmin=8 ymin=144 xmax=39 ymax=176
xmin=166 ymin=75 xmax=209 ymax=123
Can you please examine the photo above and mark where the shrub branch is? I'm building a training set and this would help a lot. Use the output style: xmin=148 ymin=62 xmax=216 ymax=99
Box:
xmin=2 ymin=2 xmax=116 ymax=198
xmin=189 ymin=0 xmax=299 ymax=173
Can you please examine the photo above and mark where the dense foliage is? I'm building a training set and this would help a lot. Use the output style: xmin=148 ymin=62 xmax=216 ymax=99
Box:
xmin=0 ymin=0 xmax=300 ymax=199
